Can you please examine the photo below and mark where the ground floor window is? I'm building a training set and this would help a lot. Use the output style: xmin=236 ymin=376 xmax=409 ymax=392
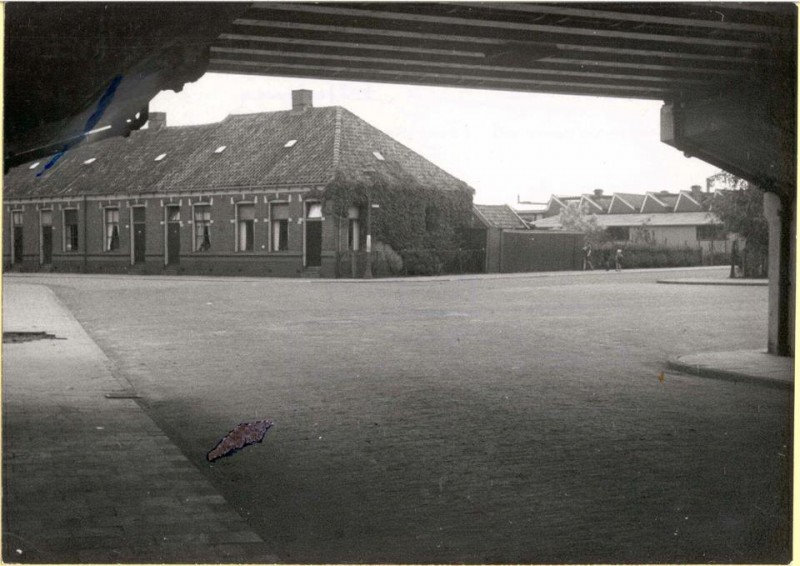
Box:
xmin=271 ymin=203 xmax=289 ymax=251
xmin=238 ymin=204 xmax=255 ymax=251
xmin=63 ymin=209 xmax=79 ymax=251
xmin=347 ymin=206 xmax=360 ymax=251
xmin=194 ymin=205 xmax=211 ymax=251
xmin=105 ymin=208 xmax=120 ymax=251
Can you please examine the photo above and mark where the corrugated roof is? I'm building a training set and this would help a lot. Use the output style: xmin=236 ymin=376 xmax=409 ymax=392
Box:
xmin=534 ymin=211 xmax=721 ymax=229
xmin=4 ymin=104 xmax=472 ymax=198
xmin=474 ymin=204 xmax=528 ymax=229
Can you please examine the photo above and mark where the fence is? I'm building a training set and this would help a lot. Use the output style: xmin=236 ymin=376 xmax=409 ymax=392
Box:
xmin=500 ymin=230 xmax=584 ymax=272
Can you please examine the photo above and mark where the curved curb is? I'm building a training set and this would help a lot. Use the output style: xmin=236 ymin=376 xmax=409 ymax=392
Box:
xmin=666 ymin=358 xmax=791 ymax=390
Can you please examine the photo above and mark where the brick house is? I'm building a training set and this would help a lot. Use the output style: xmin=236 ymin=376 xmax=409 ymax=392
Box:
xmin=3 ymin=90 xmax=473 ymax=278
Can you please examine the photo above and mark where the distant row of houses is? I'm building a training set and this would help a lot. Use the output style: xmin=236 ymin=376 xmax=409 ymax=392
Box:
xmin=3 ymin=90 xmax=730 ymax=278
xmin=517 ymin=188 xmax=728 ymax=252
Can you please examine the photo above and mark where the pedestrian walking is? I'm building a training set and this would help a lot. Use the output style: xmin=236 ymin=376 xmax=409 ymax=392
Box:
xmin=582 ymin=244 xmax=594 ymax=271
xmin=615 ymin=248 xmax=624 ymax=272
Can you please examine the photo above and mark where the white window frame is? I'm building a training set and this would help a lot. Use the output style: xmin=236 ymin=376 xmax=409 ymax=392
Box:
xmin=347 ymin=206 xmax=360 ymax=251
xmin=62 ymin=208 xmax=79 ymax=252
xmin=103 ymin=207 xmax=120 ymax=252
xmin=270 ymin=201 xmax=290 ymax=252
xmin=235 ymin=202 xmax=256 ymax=252
xmin=193 ymin=203 xmax=212 ymax=252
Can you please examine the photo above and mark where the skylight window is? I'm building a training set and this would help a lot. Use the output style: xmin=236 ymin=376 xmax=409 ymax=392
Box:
xmin=284 ymin=139 xmax=297 ymax=148
xmin=29 ymin=162 xmax=40 ymax=170
xmin=83 ymin=158 xmax=96 ymax=165
xmin=214 ymin=146 xmax=227 ymax=154
xmin=155 ymin=153 xmax=166 ymax=162
xmin=373 ymin=151 xmax=385 ymax=161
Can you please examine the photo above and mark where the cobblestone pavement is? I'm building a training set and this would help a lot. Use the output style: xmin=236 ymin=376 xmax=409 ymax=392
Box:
xmin=2 ymin=284 xmax=278 ymax=563
xmin=4 ymin=267 xmax=791 ymax=563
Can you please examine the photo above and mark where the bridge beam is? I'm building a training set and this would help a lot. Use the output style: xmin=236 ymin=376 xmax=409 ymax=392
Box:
xmin=661 ymin=86 xmax=796 ymax=356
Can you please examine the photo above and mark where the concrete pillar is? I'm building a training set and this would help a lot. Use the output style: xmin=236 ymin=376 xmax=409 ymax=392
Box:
xmin=763 ymin=192 xmax=794 ymax=356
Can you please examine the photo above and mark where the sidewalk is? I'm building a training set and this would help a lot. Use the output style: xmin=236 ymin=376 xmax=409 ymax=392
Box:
xmin=5 ymin=265 xmax=727 ymax=285
xmin=2 ymin=284 xmax=279 ymax=563
xmin=658 ymin=277 xmax=768 ymax=286
xmin=667 ymin=350 xmax=793 ymax=390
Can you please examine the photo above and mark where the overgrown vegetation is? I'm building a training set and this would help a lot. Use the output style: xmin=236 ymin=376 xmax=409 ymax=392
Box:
xmin=590 ymin=243 xmax=727 ymax=270
xmin=325 ymin=164 xmax=474 ymax=275
xmin=707 ymin=171 xmax=768 ymax=278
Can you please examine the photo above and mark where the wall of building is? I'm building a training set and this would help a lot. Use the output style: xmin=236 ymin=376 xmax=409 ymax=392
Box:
xmin=627 ymin=224 xmax=728 ymax=253
xmin=3 ymin=186 xmax=342 ymax=278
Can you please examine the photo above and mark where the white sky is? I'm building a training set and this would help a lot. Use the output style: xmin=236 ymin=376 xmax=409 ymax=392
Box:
xmin=151 ymin=73 xmax=720 ymax=206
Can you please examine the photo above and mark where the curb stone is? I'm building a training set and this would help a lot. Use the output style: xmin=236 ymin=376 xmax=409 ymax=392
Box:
xmin=666 ymin=357 xmax=791 ymax=390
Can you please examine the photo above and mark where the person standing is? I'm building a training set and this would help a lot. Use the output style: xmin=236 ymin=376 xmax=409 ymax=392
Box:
xmin=582 ymin=244 xmax=594 ymax=271
xmin=615 ymin=248 xmax=624 ymax=272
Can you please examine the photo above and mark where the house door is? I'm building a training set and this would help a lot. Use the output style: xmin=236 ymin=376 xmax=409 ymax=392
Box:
xmin=133 ymin=208 xmax=146 ymax=264
xmin=40 ymin=211 xmax=53 ymax=265
xmin=166 ymin=206 xmax=180 ymax=265
xmin=305 ymin=202 xmax=322 ymax=267
xmin=13 ymin=226 xmax=23 ymax=265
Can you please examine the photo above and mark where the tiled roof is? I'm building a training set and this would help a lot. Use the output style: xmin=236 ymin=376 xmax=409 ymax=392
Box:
xmin=473 ymin=204 xmax=528 ymax=229
xmin=534 ymin=211 xmax=721 ymax=229
xmin=5 ymin=104 xmax=472 ymax=199
xmin=336 ymin=108 xmax=469 ymax=192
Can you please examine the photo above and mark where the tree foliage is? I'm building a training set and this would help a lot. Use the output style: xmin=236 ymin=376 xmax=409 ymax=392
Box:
xmin=558 ymin=201 xmax=605 ymax=243
xmin=708 ymin=171 xmax=768 ymax=277
xmin=709 ymin=172 xmax=768 ymax=247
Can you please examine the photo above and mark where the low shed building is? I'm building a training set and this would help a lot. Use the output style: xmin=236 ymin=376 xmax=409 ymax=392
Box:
xmin=532 ymin=188 xmax=730 ymax=253
xmin=3 ymin=90 xmax=473 ymax=278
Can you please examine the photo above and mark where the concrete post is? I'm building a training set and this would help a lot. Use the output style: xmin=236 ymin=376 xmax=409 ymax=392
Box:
xmin=763 ymin=192 xmax=794 ymax=356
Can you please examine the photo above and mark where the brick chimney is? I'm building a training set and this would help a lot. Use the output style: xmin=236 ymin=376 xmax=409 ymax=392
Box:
xmin=593 ymin=188 xmax=603 ymax=197
xmin=690 ymin=184 xmax=702 ymax=196
xmin=292 ymin=90 xmax=313 ymax=112
xmin=148 ymin=112 xmax=166 ymax=131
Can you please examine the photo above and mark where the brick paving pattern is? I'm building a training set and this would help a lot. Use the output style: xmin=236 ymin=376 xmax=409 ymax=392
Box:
xmin=2 ymin=284 xmax=278 ymax=563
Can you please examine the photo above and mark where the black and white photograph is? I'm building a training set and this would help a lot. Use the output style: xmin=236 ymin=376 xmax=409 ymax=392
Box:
xmin=2 ymin=2 xmax=795 ymax=563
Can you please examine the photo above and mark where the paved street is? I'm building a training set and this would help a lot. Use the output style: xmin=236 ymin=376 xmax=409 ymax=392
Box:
xmin=3 ymin=267 xmax=791 ymax=563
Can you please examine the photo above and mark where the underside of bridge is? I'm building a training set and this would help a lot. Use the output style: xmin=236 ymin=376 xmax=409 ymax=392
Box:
xmin=4 ymin=2 xmax=797 ymax=354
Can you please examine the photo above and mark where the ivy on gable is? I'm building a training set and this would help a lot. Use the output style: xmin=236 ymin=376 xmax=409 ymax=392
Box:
xmin=324 ymin=163 xmax=474 ymax=253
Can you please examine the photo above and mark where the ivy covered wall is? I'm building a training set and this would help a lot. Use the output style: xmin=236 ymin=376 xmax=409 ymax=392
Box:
xmin=324 ymin=164 xmax=474 ymax=274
